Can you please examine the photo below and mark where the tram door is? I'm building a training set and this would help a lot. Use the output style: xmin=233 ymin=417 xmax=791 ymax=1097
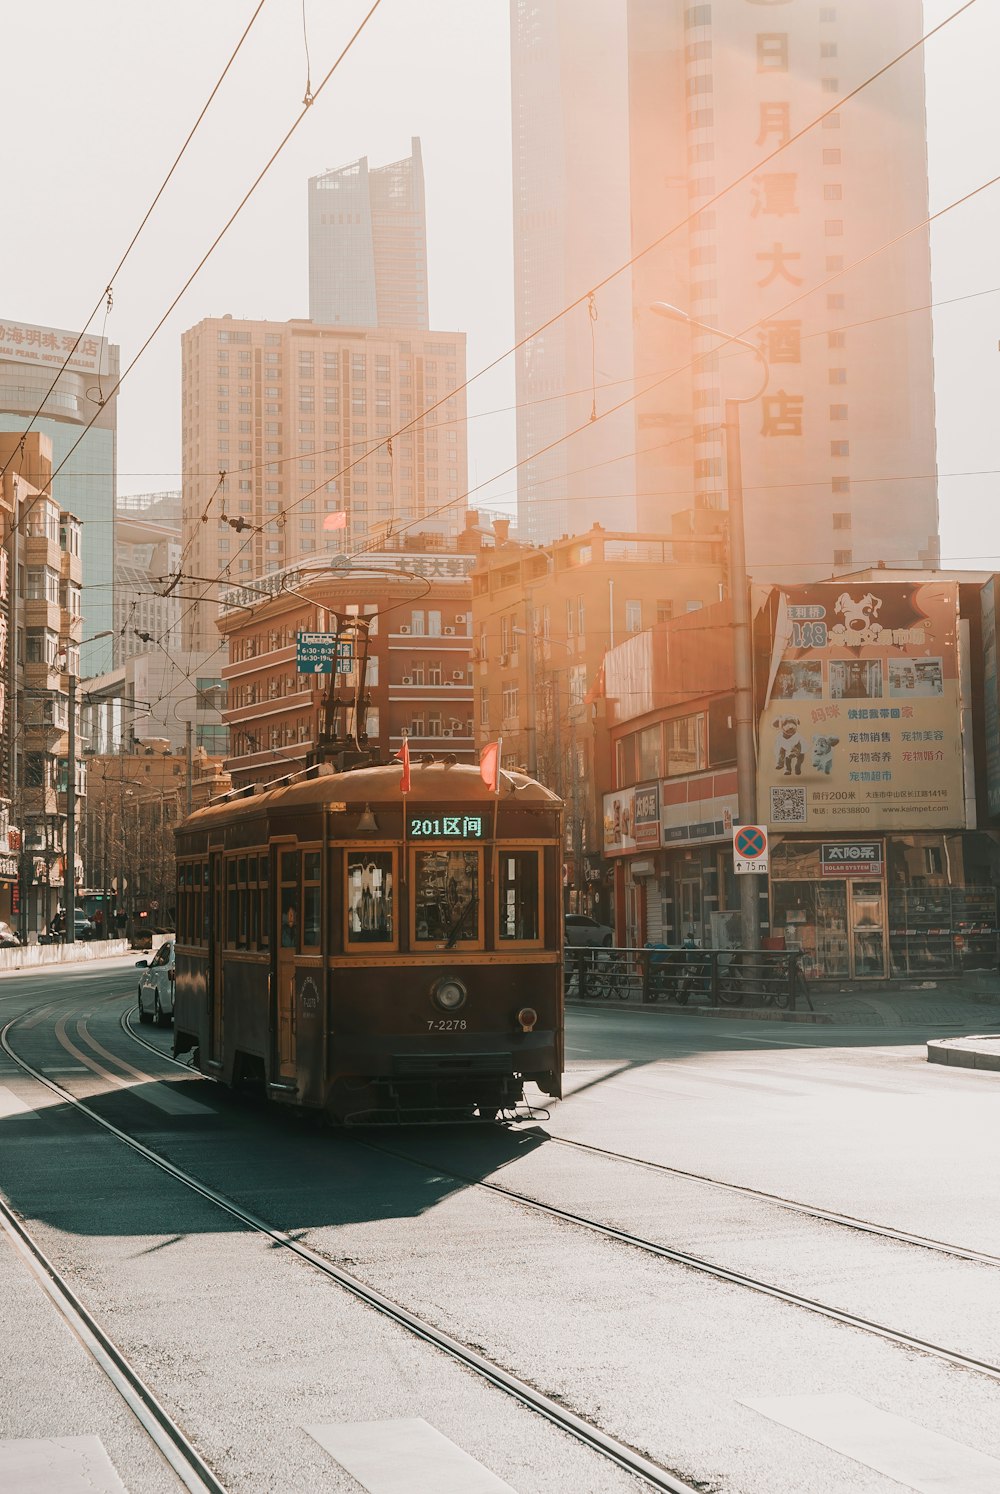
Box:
xmin=274 ymin=848 xmax=298 ymax=1079
xmin=209 ymin=851 xmax=224 ymax=1061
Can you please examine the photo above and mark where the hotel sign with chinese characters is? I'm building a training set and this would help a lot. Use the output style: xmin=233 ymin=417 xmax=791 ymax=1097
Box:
xmin=407 ymin=814 xmax=486 ymax=840
xmin=0 ymin=317 xmax=109 ymax=376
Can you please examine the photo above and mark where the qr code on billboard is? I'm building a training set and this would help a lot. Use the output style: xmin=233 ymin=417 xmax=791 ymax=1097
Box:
xmin=770 ymin=785 xmax=806 ymax=824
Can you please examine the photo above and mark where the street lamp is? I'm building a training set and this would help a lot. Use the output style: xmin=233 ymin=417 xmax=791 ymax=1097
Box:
xmin=60 ymin=630 xmax=114 ymax=944
xmin=651 ymin=301 xmax=770 ymax=950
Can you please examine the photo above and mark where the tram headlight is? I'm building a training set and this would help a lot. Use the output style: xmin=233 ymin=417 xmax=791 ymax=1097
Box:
xmin=432 ymin=976 xmax=467 ymax=1012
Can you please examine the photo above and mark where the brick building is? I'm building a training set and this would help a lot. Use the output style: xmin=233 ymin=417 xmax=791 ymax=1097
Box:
xmin=470 ymin=514 xmax=726 ymax=905
xmin=217 ymin=534 xmax=502 ymax=790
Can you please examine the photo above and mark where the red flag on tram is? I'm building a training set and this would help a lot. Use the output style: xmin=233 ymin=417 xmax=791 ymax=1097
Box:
xmin=395 ymin=736 xmax=411 ymax=793
xmin=480 ymin=739 xmax=501 ymax=794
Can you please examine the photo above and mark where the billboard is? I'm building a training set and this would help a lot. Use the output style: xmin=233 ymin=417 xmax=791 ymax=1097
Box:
xmin=0 ymin=317 xmax=109 ymax=376
xmin=758 ymin=581 xmax=965 ymax=831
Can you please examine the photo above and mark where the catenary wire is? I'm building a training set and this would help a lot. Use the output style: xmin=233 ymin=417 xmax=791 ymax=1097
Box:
xmin=8 ymin=0 xmax=384 ymax=545
xmin=0 ymin=0 xmax=270 ymax=483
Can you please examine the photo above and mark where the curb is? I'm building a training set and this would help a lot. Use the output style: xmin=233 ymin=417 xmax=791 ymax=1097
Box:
xmin=926 ymin=1035 xmax=1000 ymax=1072
xmin=565 ymin=999 xmax=832 ymax=1024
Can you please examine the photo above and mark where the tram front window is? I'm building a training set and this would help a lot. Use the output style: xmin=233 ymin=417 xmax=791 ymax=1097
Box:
xmin=499 ymin=850 xmax=540 ymax=942
xmin=346 ymin=851 xmax=394 ymax=944
xmin=413 ymin=850 xmax=480 ymax=946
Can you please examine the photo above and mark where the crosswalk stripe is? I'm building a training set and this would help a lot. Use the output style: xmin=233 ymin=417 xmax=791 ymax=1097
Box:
xmin=305 ymin=1419 xmax=518 ymax=1493
xmin=0 ymin=1435 xmax=129 ymax=1492
xmin=0 ymin=1084 xmax=49 ymax=1119
xmin=742 ymin=1392 xmax=1000 ymax=1492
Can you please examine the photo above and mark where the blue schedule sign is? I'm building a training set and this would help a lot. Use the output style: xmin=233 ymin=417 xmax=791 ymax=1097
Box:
xmin=296 ymin=632 xmax=353 ymax=674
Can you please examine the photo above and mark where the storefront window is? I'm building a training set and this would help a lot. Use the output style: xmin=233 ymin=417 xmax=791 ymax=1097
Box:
xmin=637 ymin=725 xmax=663 ymax=781
xmin=665 ymin=715 xmax=706 ymax=776
xmin=412 ymin=850 xmax=481 ymax=946
xmin=498 ymin=850 xmax=540 ymax=942
xmin=345 ymin=851 xmax=395 ymax=945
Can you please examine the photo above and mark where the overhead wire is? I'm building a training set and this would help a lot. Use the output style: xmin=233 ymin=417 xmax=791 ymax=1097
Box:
xmin=9 ymin=0 xmax=385 ymax=546
xmin=0 ymin=0 xmax=271 ymax=484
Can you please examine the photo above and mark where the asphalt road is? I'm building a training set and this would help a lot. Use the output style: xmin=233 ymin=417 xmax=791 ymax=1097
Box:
xmin=1 ymin=962 xmax=999 ymax=1493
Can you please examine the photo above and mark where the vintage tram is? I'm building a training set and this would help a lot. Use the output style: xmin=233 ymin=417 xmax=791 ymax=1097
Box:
xmin=172 ymin=760 xmax=564 ymax=1122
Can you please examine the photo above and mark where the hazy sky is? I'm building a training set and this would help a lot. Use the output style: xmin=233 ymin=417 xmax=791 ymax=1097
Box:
xmin=4 ymin=1 xmax=999 ymax=568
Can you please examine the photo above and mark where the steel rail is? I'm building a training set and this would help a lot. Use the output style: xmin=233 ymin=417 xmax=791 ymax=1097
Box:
xmin=123 ymin=1011 xmax=1000 ymax=1353
xmin=352 ymin=1136 xmax=1000 ymax=1386
xmin=544 ymin=1135 xmax=1000 ymax=1270
xmin=3 ymin=1007 xmax=700 ymax=1494
xmin=0 ymin=1191 xmax=228 ymax=1494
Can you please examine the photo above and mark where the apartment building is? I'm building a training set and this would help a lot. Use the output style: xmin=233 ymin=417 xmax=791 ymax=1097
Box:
xmin=180 ymin=316 xmax=468 ymax=652
xmin=218 ymin=539 xmax=489 ymax=789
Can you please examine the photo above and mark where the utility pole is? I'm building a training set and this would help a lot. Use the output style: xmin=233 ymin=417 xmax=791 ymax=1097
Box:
xmin=64 ymin=673 xmax=76 ymax=943
xmin=524 ymin=599 xmax=537 ymax=778
xmin=185 ymin=719 xmax=193 ymax=816
xmin=724 ymin=398 xmax=760 ymax=951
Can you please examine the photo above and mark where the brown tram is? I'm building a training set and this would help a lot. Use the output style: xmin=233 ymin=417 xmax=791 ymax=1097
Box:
xmin=172 ymin=760 xmax=564 ymax=1122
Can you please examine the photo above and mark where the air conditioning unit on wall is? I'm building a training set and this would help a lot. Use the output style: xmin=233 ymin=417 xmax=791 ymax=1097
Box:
xmin=402 ymin=676 xmax=412 ymax=685
xmin=443 ymin=626 xmax=455 ymax=635
xmin=399 ymin=624 xmax=411 ymax=634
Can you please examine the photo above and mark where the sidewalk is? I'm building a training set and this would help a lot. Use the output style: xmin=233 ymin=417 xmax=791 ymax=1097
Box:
xmin=567 ymin=976 xmax=1000 ymax=1031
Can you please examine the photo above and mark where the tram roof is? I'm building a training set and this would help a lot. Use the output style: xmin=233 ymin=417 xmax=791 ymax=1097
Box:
xmin=180 ymin=760 xmax=560 ymax=832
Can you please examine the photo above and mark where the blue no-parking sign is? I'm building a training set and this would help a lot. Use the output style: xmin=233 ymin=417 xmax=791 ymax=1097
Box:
xmin=733 ymin=823 xmax=769 ymax=875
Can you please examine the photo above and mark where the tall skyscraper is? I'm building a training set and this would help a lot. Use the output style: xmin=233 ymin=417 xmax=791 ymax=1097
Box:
xmin=180 ymin=316 xmax=467 ymax=651
xmin=510 ymin=1 xmax=940 ymax=578
xmin=0 ymin=317 xmax=118 ymax=673
xmin=308 ymin=138 xmax=429 ymax=330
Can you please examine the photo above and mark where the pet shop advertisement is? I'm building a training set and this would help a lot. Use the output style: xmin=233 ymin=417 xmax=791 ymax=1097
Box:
xmin=758 ymin=582 xmax=965 ymax=831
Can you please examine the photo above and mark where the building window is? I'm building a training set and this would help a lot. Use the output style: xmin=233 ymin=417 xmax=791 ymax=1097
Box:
xmin=833 ymin=512 xmax=851 ymax=530
xmin=832 ymin=476 xmax=851 ymax=494
xmin=479 ymin=687 xmax=489 ymax=727
xmin=833 ymin=549 xmax=853 ymax=567
xmin=830 ymin=404 xmax=848 ymax=421
xmin=625 ymin=600 xmax=642 ymax=634
xmin=828 ymin=331 xmax=846 ymax=349
xmin=829 ymin=368 xmax=847 ymax=384
xmin=825 ymin=220 xmax=844 ymax=236
xmin=823 ymin=149 xmax=842 ymax=166
xmin=831 ymin=440 xmax=850 ymax=457
xmin=501 ymin=683 xmax=519 ymax=722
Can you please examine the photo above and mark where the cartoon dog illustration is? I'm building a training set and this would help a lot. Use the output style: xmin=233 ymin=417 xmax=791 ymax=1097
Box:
xmin=835 ymin=591 xmax=881 ymax=634
xmin=811 ymin=734 xmax=840 ymax=775
xmin=772 ymin=716 xmax=805 ymax=776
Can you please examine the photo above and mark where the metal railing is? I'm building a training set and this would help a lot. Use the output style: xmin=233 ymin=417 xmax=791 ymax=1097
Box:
xmin=563 ymin=945 xmax=807 ymax=1011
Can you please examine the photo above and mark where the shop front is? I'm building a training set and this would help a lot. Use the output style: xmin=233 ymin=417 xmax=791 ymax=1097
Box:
xmin=603 ymin=771 xmax=739 ymax=948
xmin=770 ymin=833 xmax=1000 ymax=980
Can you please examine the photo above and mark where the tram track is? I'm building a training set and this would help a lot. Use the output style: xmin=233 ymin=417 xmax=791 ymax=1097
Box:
xmin=543 ymin=1134 xmax=1000 ymax=1271
xmin=118 ymin=1007 xmax=1000 ymax=1390
xmin=1 ymin=999 xmax=703 ymax=1494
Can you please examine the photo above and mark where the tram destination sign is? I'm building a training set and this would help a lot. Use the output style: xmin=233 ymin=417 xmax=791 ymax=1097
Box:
xmin=296 ymin=632 xmax=354 ymax=674
xmin=821 ymin=841 xmax=883 ymax=876
xmin=407 ymin=813 xmax=486 ymax=840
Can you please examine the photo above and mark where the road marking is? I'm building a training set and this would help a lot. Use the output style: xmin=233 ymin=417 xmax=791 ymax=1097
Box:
xmin=51 ymin=1015 xmax=213 ymax=1117
xmin=305 ymin=1419 xmax=517 ymax=1493
xmin=742 ymin=1392 xmax=1000 ymax=1492
xmin=0 ymin=1435 xmax=128 ymax=1492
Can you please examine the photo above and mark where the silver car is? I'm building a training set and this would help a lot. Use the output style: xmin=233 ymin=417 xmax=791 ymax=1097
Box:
xmin=564 ymin=913 xmax=614 ymax=948
xmin=136 ymin=940 xmax=175 ymax=1027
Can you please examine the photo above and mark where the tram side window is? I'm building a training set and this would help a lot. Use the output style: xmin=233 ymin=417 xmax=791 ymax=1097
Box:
xmin=258 ymin=854 xmax=270 ymax=948
xmin=226 ymin=861 xmax=238 ymax=948
xmin=202 ymin=862 xmax=210 ymax=942
xmin=498 ymin=850 xmax=541 ymax=943
xmin=412 ymin=850 xmax=481 ymax=946
xmin=237 ymin=857 xmax=250 ymax=950
xmin=280 ymin=850 xmax=299 ymax=949
xmin=303 ymin=851 xmax=321 ymax=949
xmin=345 ymin=851 xmax=395 ymax=946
